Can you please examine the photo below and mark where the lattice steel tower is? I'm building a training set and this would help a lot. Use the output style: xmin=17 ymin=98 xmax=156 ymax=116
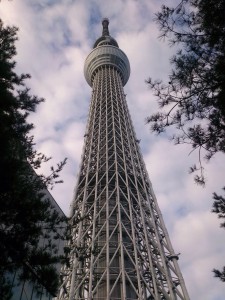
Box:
xmin=58 ymin=19 xmax=190 ymax=300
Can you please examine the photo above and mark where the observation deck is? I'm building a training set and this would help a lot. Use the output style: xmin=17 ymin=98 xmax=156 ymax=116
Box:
xmin=84 ymin=18 xmax=130 ymax=87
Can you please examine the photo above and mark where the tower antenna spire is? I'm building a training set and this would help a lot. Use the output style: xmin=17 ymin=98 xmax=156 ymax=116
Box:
xmin=102 ymin=18 xmax=109 ymax=36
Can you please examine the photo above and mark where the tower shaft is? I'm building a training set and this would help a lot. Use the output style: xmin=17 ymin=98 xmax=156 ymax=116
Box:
xmin=58 ymin=20 xmax=189 ymax=300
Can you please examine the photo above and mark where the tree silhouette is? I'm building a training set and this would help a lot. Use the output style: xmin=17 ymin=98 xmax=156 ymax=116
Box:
xmin=0 ymin=19 xmax=67 ymax=298
xmin=146 ymin=0 xmax=225 ymax=185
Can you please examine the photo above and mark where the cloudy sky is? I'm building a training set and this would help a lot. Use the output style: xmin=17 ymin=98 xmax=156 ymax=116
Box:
xmin=1 ymin=0 xmax=225 ymax=299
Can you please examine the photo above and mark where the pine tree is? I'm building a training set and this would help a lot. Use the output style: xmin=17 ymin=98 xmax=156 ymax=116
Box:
xmin=146 ymin=0 xmax=225 ymax=184
xmin=146 ymin=0 xmax=225 ymax=283
xmin=212 ymin=188 xmax=225 ymax=282
xmin=0 ymin=19 xmax=67 ymax=298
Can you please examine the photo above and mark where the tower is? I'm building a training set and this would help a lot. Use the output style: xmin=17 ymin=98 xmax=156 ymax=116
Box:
xmin=58 ymin=19 xmax=190 ymax=300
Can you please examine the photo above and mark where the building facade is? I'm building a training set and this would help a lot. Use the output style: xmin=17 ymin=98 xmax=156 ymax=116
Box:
xmin=7 ymin=189 xmax=66 ymax=300
xmin=58 ymin=19 xmax=190 ymax=300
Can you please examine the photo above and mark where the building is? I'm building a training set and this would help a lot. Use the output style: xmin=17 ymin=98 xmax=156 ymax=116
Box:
xmin=58 ymin=19 xmax=190 ymax=300
xmin=6 ymin=187 xmax=66 ymax=300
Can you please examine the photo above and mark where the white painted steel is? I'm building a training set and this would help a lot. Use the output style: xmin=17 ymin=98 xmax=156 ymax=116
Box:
xmin=58 ymin=21 xmax=190 ymax=300
xmin=84 ymin=45 xmax=130 ymax=87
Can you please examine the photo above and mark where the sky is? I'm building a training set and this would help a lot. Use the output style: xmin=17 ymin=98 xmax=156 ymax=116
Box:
xmin=1 ymin=0 xmax=225 ymax=299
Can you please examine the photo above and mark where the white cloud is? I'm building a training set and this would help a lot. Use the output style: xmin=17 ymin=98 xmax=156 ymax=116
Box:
xmin=1 ymin=0 xmax=225 ymax=298
xmin=173 ymin=211 xmax=225 ymax=299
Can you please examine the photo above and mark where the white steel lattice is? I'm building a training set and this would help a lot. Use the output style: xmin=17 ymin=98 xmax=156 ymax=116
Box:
xmin=57 ymin=19 xmax=189 ymax=300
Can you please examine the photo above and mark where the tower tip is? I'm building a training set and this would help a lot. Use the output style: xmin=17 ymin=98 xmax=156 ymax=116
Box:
xmin=102 ymin=18 xmax=109 ymax=36
xmin=102 ymin=18 xmax=109 ymax=25
xmin=92 ymin=17 xmax=119 ymax=48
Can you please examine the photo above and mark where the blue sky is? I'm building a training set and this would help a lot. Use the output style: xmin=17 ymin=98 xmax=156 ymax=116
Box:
xmin=1 ymin=0 xmax=225 ymax=298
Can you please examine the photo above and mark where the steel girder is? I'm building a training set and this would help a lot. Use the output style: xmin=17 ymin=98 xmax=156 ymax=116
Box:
xmin=57 ymin=66 xmax=189 ymax=300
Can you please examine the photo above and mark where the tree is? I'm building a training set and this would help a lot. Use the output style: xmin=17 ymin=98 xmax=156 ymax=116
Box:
xmin=146 ymin=0 xmax=225 ymax=184
xmin=0 ymin=19 xmax=67 ymax=298
xmin=212 ymin=188 xmax=225 ymax=282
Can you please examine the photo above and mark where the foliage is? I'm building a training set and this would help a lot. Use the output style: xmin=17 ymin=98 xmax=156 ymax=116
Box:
xmin=0 ymin=19 xmax=68 ymax=298
xmin=212 ymin=187 xmax=225 ymax=281
xmin=146 ymin=0 xmax=225 ymax=184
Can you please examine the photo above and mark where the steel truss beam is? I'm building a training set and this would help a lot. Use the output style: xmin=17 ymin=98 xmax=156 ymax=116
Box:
xmin=58 ymin=66 xmax=189 ymax=300
xmin=57 ymin=19 xmax=189 ymax=300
